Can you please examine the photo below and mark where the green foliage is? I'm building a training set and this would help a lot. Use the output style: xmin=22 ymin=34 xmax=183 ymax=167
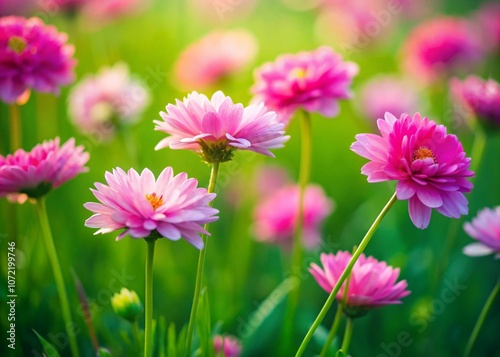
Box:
xmin=33 ymin=330 xmax=61 ymax=357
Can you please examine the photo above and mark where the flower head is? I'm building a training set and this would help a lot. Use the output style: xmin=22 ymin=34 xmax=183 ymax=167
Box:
xmin=174 ymin=30 xmax=257 ymax=90
xmin=351 ymin=112 xmax=473 ymax=229
xmin=154 ymin=91 xmax=289 ymax=163
xmin=0 ymin=16 xmax=76 ymax=103
xmin=475 ymin=2 xmax=500 ymax=52
xmin=213 ymin=335 xmax=242 ymax=357
xmin=310 ymin=251 xmax=410 ymax=317
xmin=0 ymin=137 xmax=89 ymax=199
xmin=251 ymin=46 xmax=358 ymax=125
xmin=84 ymin=167 xmax=218 ymax=249
xmin=450 ymin=75 xmax=500 ymax=128
xmin=463 ymin=207 xmax=500 ymax=258
xmin=253 ymin=184 xmax=333 ymax=249
xmin=359 ymin=75 xmax=424 ymax=122
xmin=111 ymin=288 xmax=143 ymax=322
xmin=68 ymin=62 xmax=150 ymax=140
xmin=402 ymin=17 xmax=483 ymax=85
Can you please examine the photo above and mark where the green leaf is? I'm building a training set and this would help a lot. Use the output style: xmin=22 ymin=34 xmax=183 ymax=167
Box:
xmin=196 ymin=288 xmax=214 ymax=357
xmin=33 ymin=330 xmax=61 ymax=357
xmin=177 ymin=324 xmax=187 ymax=357
xmin=167 ymin=322 xmax=177 ymax=357
xmin=158 ymin=316 xmax=166 ymax=357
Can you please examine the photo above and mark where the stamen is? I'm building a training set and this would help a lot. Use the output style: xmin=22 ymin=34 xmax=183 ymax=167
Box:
xmin=412 ymin=146 xmax=436 ymax=162
xmin=145 ymin=193 xmax=164 ymax=210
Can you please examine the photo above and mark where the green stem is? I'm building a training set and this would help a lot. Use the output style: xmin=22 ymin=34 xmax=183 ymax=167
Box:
xmin=35 ymin=197 xmax=80 ymax=357
xmin=282 ymin=110 xmax=312 ymax=350
xmin=339 ymin=318 xmax=354 ymax=356
xmin=295 ymin=192 xmax=398 ymax=357
xmin=9 ymin=103 xmax=21 ymax=152
xmin=144 ymin=238 xmax=156 ymax=357
xmin=320 ymin=305 xmax=343 ymax=357
xmin=463 ymin=276 xmax=500 ymax=357
xmin=133 ymin=320 xmax=142 ymax=352
xmin=185 ymin=161 xmax=220 ymax=357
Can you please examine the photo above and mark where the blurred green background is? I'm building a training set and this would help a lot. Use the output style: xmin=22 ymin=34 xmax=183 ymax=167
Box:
xmin=1 ymin=0 xmax=499 ymax=356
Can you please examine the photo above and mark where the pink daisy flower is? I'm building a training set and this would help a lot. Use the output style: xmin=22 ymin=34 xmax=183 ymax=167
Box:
xmin=84 ymin=167 xmax=219 ymax=249
xmin=359 ymin=75 xmax=424 ymax=122
xmin=401 ymin=17 xmax=483 ymax=85
xmin=450 ymin=75 xmax=500 ymax=128
xmin=68 ymin=62 xmax=150 ymax=140
xmin=310 ymin=251 xmax=410 ymax=317
xmin=251 ymin=46 xmax=358 ymax=125
xmin=174 ymin=30 xmax=257 ymax=90
xmin=351 ymin=112 xmax=474 ymax=229
xmin=213 ymin=334 xmax=242 ymax=357
xmin=0 ymin=137 xmax=89 ymax=198
xmin=253 ymin=184 xmax=333 ymax=249
xmin=463 ymin=207 xmax=500 ymax=258
xmin=154 ymin=91 xmax=289 ymax=163
xmin=0 ymin=16 xmax=76 ymax=103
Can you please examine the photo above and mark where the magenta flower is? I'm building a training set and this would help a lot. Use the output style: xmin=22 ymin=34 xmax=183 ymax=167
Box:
xmin=475 ymin=2 xmax=500 ymax=52
xmin=0 ymin=137 xmax=89 ymax=198
xmin=0 ymin=16 xmax=76 ymax=103
xmin=174 ymin=30 xmax=257 ymax=90
xmin=351 ymin=112 xmax=474 ymax=229
xmin=68 ymin=62 xmax=150 ymax=140
xmin=359 ymin=75 xmax=424 ymax=122
xmin=251 ymin=46 xmax=358 ymax=125
xmin=213 ymin=334 xmax=242 ymax=357
xmin=154 ymin=91 xmax=289 ymax=163
xmin=450 ymin=75 xmax=500 ymax=128
xmin=402 ymin=17 xmax=483 ymax=85
xmin=84 ymin=167 xmax=219 ymax=249
xmin=253 ymin=184 xmax=333 ymax=249
xmin=310 ymin=251 xmax=410 ymax=317
xmin=463 ymin=207 xmax=500 ymax=258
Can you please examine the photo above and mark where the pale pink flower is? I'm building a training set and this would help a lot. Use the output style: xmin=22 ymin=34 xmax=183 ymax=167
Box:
xmin=254 ymin=164 xmax=290 ymax=197
xmin=188 ymin=0 xmax=257 ymax=23
xmin=82 ymin=0 xmax=149 ymax=24
xmin=213 ymin=334 xmax=242 ymax=357
xmin=84 ymin=167 xmax=218 ymax=249
xmin=463 ymin=207 xmax=500 ymax=258
xmin=253 ymin=184 xmax=333 ymax=249
xmin=310 ymin=251 xmax=410 ymax=317
xmin=0 ymin=16 xmax=76 ymax=103
xmin=68 ymin=62 xmax=149 ymax=140
xmin=0 ymin=137 xmax=89 ymax=198
xmin=154 ymin=91 xmax=289 ymax=163
xmin=401 ymin=17 xmax=483 ymax=85
xmin=174 ymin=30 xmax=257 ymax=90
xmin=359 ymin=75 xmax=423 ymax=122
xmin=251 ymin=46 xmax=358 ymax=125
xmin=450 ymin=75 xmax=500 ymax=128
xmin=475 ymin=2 xmax=500 ymax=52
xmin=351 ymin=112 xmax=474 ymax=229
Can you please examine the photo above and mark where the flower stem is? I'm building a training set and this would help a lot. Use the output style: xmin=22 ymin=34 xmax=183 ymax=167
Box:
xmin=282 ymin=110 xmax=312 ymax=350
xmin=185 ymin=161 xmax=220 ymax=356
xmin=35 ymin=197 xmax=80 ymax=357
xmin=144 ymin=238 xmax=156 ymax=357
xmin=9 ymin=103 xmax=21 ymax=152
xmin=320 ymin=304 xmax=343 ymax=357
xmin=295 ymin=192 xmax=398 ymax=357
xmin=463 ymin=275 xmax=500 ymax=357
xmin=133 ymin=318 xmax=142 ymax=352
xmin=338 ymin=318 xmax=354 ymax=356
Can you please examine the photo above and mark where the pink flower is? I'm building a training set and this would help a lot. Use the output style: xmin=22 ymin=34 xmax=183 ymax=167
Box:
xmin=0 ymin=16 xmax=76 ymax=103
xmin=84 ymin=167 xmax=218 ymax=249
xmin=475 ymin=2 xmax=500 ymax=52
xmin=310 ymin=251 xmax=410 ymax=317
xmin=174 ymin=30 xmax=257 ymax=90
xmin=0 ymin=137 xmax=89 ymax=198
xmin=402 ymin=17 xmax=483 ymax=85
xmin=213 ymin=334 xmax=242 ymax=357
xmin=359 ymin=75 xmax=424 ymax=122
xmin=450 ymin=76 xmax=500 ymax=128
xmin=253 ymin=184 xmax=333 ymax=249
xmin=351 ymin=112 xmax=474 ymax=229
xmin=463 ymin=207 xmax=500 ymax=258
xmin=68 ymin=62 xmax=150 ymax=140
xmin=154 ymin=91 xmax=289 ymax=163
xmin=82 ymin=0 xmax=149 ymax=24
xmin=251 ymin=46 xmax=358 ymax=125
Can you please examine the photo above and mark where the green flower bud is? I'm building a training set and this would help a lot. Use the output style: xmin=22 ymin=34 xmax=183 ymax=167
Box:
xmin=111 ymin=288 xmax=143 ymax=322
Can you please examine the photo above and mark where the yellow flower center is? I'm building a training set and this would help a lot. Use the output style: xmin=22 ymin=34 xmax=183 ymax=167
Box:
xmin=291 ymin=67 xmax=308 ymax=79
xmin=412 ymin=146 xmax=436 ymax=162
xmin=145 ymin=193 xmax=163 ymax=210
xmin=8 ymin=36 xmax=27 ymax=54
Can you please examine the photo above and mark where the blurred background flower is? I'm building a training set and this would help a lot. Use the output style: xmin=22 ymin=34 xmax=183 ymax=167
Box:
xmin=463 ymin=207 xmax=500 ymax=258
xmin=213 ymin=334 xmax=242 ymax=357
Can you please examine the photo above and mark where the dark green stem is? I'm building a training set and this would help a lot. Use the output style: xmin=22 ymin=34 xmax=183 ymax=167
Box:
xmin=144 ymin=238 xmax=156 ymax=357
xmin=295 ymin=193 xmax=398 ymax=357
xmin=339 ymin=318 xmax=354 ymax=356
xmin=35 ymin=197 xmax=80 ymax=357
xmin=185 ymin=161 xmax=220 ymax=356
